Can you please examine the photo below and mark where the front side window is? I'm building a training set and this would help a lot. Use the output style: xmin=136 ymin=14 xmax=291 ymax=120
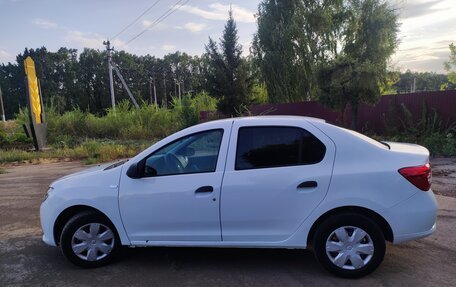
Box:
xmin=235 ymin=126 xmax=326 ymax=170
xmin=144 ymin=129 xmax=223 ymax=177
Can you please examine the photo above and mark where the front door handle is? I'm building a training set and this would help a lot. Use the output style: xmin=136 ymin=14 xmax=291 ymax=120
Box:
xmin=297 ymin=181 xmax=318 ymax=188
xmin=195 ymin=186 xmax=214 ymax=193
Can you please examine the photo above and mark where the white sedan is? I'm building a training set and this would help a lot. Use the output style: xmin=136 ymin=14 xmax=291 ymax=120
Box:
xmin=40 ymin=116 xmax=437 ymax=278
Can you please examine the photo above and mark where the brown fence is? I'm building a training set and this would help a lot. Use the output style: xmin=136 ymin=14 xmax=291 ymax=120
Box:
xmin=244 ymin=90 xmax=456 ymax=135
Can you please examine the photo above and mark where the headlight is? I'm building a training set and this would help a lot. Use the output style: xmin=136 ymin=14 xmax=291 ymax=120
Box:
xmin=43 ymin=186 xmax=54 ymax=201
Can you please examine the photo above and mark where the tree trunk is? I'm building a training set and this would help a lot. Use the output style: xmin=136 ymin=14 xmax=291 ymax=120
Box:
xmin=350 ymin=103 xmax=358 ymax=131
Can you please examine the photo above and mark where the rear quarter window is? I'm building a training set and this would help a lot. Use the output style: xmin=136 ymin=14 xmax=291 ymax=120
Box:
xmin=235 ymin=126 xmax=326 ymax=170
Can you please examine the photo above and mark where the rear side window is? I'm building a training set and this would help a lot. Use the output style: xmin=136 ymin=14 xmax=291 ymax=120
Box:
xmin=235 ymin=126 xmax=326 ymax=170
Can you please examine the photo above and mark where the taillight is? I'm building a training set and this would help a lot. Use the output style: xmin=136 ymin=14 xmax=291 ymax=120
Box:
xmin=398 ymin=163 xmax=431 ymax=191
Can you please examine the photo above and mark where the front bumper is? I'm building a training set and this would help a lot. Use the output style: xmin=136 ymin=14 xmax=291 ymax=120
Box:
xmin=382 ymin=189 xmax=438 ymax=244
xmin=40 ymin=198 xmax=58 ymax=246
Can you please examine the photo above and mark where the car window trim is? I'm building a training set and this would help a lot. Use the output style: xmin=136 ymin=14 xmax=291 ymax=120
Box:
xmin=234 ymin=125 xmax=326 ymax=171
xmin=141 ymin=128 xmax=225 ymax=178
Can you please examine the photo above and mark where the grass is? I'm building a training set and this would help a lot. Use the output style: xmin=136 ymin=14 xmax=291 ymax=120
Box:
xmin=0 ymin=92 xmax=218 ymax=165
xmin=0 ymin=140 xmax=150 ymax=165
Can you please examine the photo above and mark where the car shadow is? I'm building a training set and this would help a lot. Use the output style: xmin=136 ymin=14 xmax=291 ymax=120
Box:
xmin=119 ymin=246 xmax=323 ymax=272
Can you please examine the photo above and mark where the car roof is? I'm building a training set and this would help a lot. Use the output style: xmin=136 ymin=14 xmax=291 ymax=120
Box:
xmin=201 ymin=115 xmax=326 ymax=126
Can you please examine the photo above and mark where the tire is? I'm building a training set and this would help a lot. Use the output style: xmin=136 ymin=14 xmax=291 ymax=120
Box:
xmin=60 ymin=211 xmax=120 ymax=268
xmin=313 ymin=213 xmax=385 ymax=278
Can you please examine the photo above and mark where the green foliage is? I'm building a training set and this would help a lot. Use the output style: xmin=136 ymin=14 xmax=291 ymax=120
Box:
xmin=250 ymin=83 xmax=269 ymax=104
xmin=9 ymin=95 xmax=218 ymax=149
xmin=381 ymin=70 xmax=400 ymax=95
xmin=205 ymin=10 xmax=253 ymax=115
xmin=381 ymin=104 xmax=456 ymax=156
xmin=0 ymin=140 xmax=145 ymax=164
xmin=172 ymin=91 xmax=218 ymax=128
xmin=442 ymin=43 xmax=456 ymax=88
xmin=0 ymin=120 xmax=32 ymax=149
xmin=0 ymin=47 xmax=211 ymax=119
xmin=43 ymin=101 xmax=180 ymax=142
xmin=0 ymin=95 xmax=220 ymax=164
xmin=392 ymin=69 xmax=449 ymax=93
xmin=254 ymin=0 xmax=344 ymax=103
xmin=317 ymin=0 xmax=399 ymax=129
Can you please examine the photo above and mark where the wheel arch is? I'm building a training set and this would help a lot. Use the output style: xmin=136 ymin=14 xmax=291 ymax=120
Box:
xmin=53 ymin=205 xmax=115 ymax=246
xmin=306 ymin=206 xmax=394 ymax=247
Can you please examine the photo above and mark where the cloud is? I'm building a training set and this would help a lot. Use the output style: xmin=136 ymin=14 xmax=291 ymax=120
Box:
xmin=64 ymin=31 xmax=126 ymax=49
xmin=0 ymin=49 xmax=14 ymax=64
xmin=177 ymin=3 xmax=255 ymax=23
xmin=161 ymin=44 xmax=176 ymax=52
xmin=32 ymin=18 xmax=58 ymax=29
xmin=180 ymin=22 xmax=208 ymax=33
xmin=142 ymin=20 xmax=167 ymax=31
xmin=398 ymin=0 xmax=444 ymax=19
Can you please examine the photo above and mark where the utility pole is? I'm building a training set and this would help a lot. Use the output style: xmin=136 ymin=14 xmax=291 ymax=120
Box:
xmin=0 ymin=84 xmax=5 ymax=122
xmin=149 ymin=76 xmax=158 ymax=107
xmin=152 ymin=76 xmax=157 ymax=107
xmin=111 ymin=63 xmax=139 ymax=108
xmin=103 ymin=40 xmax=115 ymax=111
xmin=149 ymin=77 xmax=153 ymax=104
xmin=163 ymin=72 xmax=167 ymax=108
xmin=177 ymin=79 xmax=181 ymax=102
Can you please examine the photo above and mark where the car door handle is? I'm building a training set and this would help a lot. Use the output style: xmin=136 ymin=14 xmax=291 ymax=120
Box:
xmin=297 ymin=181 xmax=318 ymax=188
xmin=195 ymin=186 xmax=214 ymax=193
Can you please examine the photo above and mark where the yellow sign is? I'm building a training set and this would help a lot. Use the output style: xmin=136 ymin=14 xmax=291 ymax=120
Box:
xmin=24 ymin=56 xmax=42 ymax=123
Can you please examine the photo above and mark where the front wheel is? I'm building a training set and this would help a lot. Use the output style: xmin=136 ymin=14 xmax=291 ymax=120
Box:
xmin=60 ymin=211 xmax=120 ymax=268
xmin=313 ymin=213 xmax=385 ymax=278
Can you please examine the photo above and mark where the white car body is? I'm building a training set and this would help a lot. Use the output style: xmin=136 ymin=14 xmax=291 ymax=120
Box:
xmin=40 ymin=116 xmax=437 ymax=275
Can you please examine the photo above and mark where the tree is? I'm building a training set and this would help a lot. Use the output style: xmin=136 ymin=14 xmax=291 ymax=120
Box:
xmin=205 ymin=10 xmax=253 ymax=115
xmin=394 ymin=70 xmax=448 ymax=93
xmin=317 ymin=0 xmax=399 ymax=129
xmin=443 ymin=43 xmax=456 ymax=88
xmin=253 ymin=0 xmax=345 ymax=103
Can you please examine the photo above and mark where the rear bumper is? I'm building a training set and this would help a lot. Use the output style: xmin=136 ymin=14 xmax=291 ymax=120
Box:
xmin=382 ymin=189 xmax=437 ymax=244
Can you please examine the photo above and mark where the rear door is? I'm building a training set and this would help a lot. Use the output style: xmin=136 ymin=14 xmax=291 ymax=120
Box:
xmin=220 ymin=119 xmax=335 ymax=242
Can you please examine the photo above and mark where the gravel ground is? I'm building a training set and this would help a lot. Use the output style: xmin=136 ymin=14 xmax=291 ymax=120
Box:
xmin=431 ymin=157 xmax=456 ymax=197
xmin=0 ymin=159 xmax=455 ymax=287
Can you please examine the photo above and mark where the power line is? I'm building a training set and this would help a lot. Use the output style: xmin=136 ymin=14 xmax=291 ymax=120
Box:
xmin=110 ymin=0 xmax=163 ymax=41
xmin=126 ymin=0 xmax=189 ymax=45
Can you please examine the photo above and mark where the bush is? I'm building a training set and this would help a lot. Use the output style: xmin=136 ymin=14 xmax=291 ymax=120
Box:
xmin=381 ymin=103 xmax=456 ymax=156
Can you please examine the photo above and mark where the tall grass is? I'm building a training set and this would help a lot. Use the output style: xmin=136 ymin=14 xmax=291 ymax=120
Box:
xmin=382 ymin=103 xmax=456 ymax=156
xmin=1 ymin=92 xmax=218 ymax=164
xmin=15 ymin=92 xmax=218 ymax=146
xmin=0 ymin=140 xmax=147 ymax=164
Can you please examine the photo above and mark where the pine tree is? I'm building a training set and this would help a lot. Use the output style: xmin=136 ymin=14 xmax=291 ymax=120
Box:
xmin=205 ymin=10 xmax=252 ymax=116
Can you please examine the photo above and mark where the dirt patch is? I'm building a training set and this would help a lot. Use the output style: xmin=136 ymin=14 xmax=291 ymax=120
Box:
xmin=431 ymin=157 xmax=456 ymax=197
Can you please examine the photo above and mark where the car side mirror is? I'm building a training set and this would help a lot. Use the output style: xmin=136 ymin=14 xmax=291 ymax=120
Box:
xmin=126 ymin=160 xmax=145 ymax=179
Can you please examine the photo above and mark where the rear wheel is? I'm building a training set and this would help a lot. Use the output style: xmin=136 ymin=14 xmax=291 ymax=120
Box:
xmin=60 ymin=211 xmax=120 ymax=268
xmin=313 ymin=213 xmax=385 ymax=278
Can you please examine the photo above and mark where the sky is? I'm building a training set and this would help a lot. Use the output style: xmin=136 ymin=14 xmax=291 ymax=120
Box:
xmin=0 ymin=0 xmax=455 ymax=73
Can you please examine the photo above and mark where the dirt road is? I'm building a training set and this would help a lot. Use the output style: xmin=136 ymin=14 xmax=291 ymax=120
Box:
xmin=1 ymin=160 xmax=455 ymax=286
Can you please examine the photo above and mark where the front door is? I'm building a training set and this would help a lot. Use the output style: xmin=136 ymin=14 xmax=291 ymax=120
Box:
xmin=119 ymin=127 xmax=230 ymax=243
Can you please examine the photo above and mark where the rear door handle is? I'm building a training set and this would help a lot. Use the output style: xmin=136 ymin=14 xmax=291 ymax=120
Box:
xmin=195 ymin=186 xmax=214 ymax=193
xmin=297 ymin=181 xmax=318 ymax=188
